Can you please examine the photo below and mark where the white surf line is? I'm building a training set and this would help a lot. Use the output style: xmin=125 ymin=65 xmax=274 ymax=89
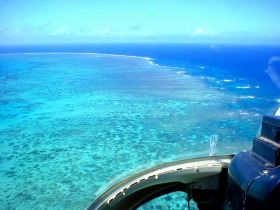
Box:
xmin=0 ymin=51 xmax=153 ymax=61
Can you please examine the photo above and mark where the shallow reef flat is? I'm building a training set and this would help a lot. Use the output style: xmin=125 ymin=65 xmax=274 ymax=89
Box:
xmin=0 ymin=53 xmax=275 ymax=209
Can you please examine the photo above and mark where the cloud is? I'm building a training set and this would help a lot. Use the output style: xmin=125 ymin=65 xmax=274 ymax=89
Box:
xmin=194 ymin=27 xmax=203 ymax=34
xmin=71 ymin=26 xmax=156 ymax=37
xmin=218 ymin=31 xmax=258 ymax=37
xmin=51 ymin=26 xmax=71 ymax=35
xmin=95 ymin=28 xmax=112 ymax=36
xmin=194 ymin=27 xmax=216 ymax=36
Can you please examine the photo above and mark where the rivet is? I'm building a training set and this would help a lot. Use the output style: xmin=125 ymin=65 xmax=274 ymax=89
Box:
xmin=263 ymin=170 xmax=269 ymax=174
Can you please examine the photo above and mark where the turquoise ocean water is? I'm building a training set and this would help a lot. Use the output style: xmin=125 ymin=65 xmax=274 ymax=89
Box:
xmin=1 ymin=44 xmax=280 ymax=209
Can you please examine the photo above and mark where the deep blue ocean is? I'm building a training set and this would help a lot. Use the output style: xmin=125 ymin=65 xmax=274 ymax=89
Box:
xmin=1 ymin=44 xmax=280 ymax=209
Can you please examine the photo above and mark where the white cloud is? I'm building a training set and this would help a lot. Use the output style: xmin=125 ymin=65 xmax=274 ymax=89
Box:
xmin=52 ymin=26 xmax=71 ymax=35
xmin=195 ymin=27 xmax=203 ymax=34
xmin=95 ymin=28 xmax=111 ymax=36
xmin=73 ymin=27 xmax=156 ymax=37
xmin=194 ymin=27 xmax=215 ymax=36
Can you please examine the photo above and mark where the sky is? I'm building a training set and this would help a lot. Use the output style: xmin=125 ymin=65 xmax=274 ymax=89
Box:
xmin=0 ymin=0 xmax=280 ymax=45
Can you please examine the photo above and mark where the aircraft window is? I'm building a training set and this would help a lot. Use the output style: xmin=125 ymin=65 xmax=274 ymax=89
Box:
xmin=137 ymin=192 xmax=197 ymax=210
